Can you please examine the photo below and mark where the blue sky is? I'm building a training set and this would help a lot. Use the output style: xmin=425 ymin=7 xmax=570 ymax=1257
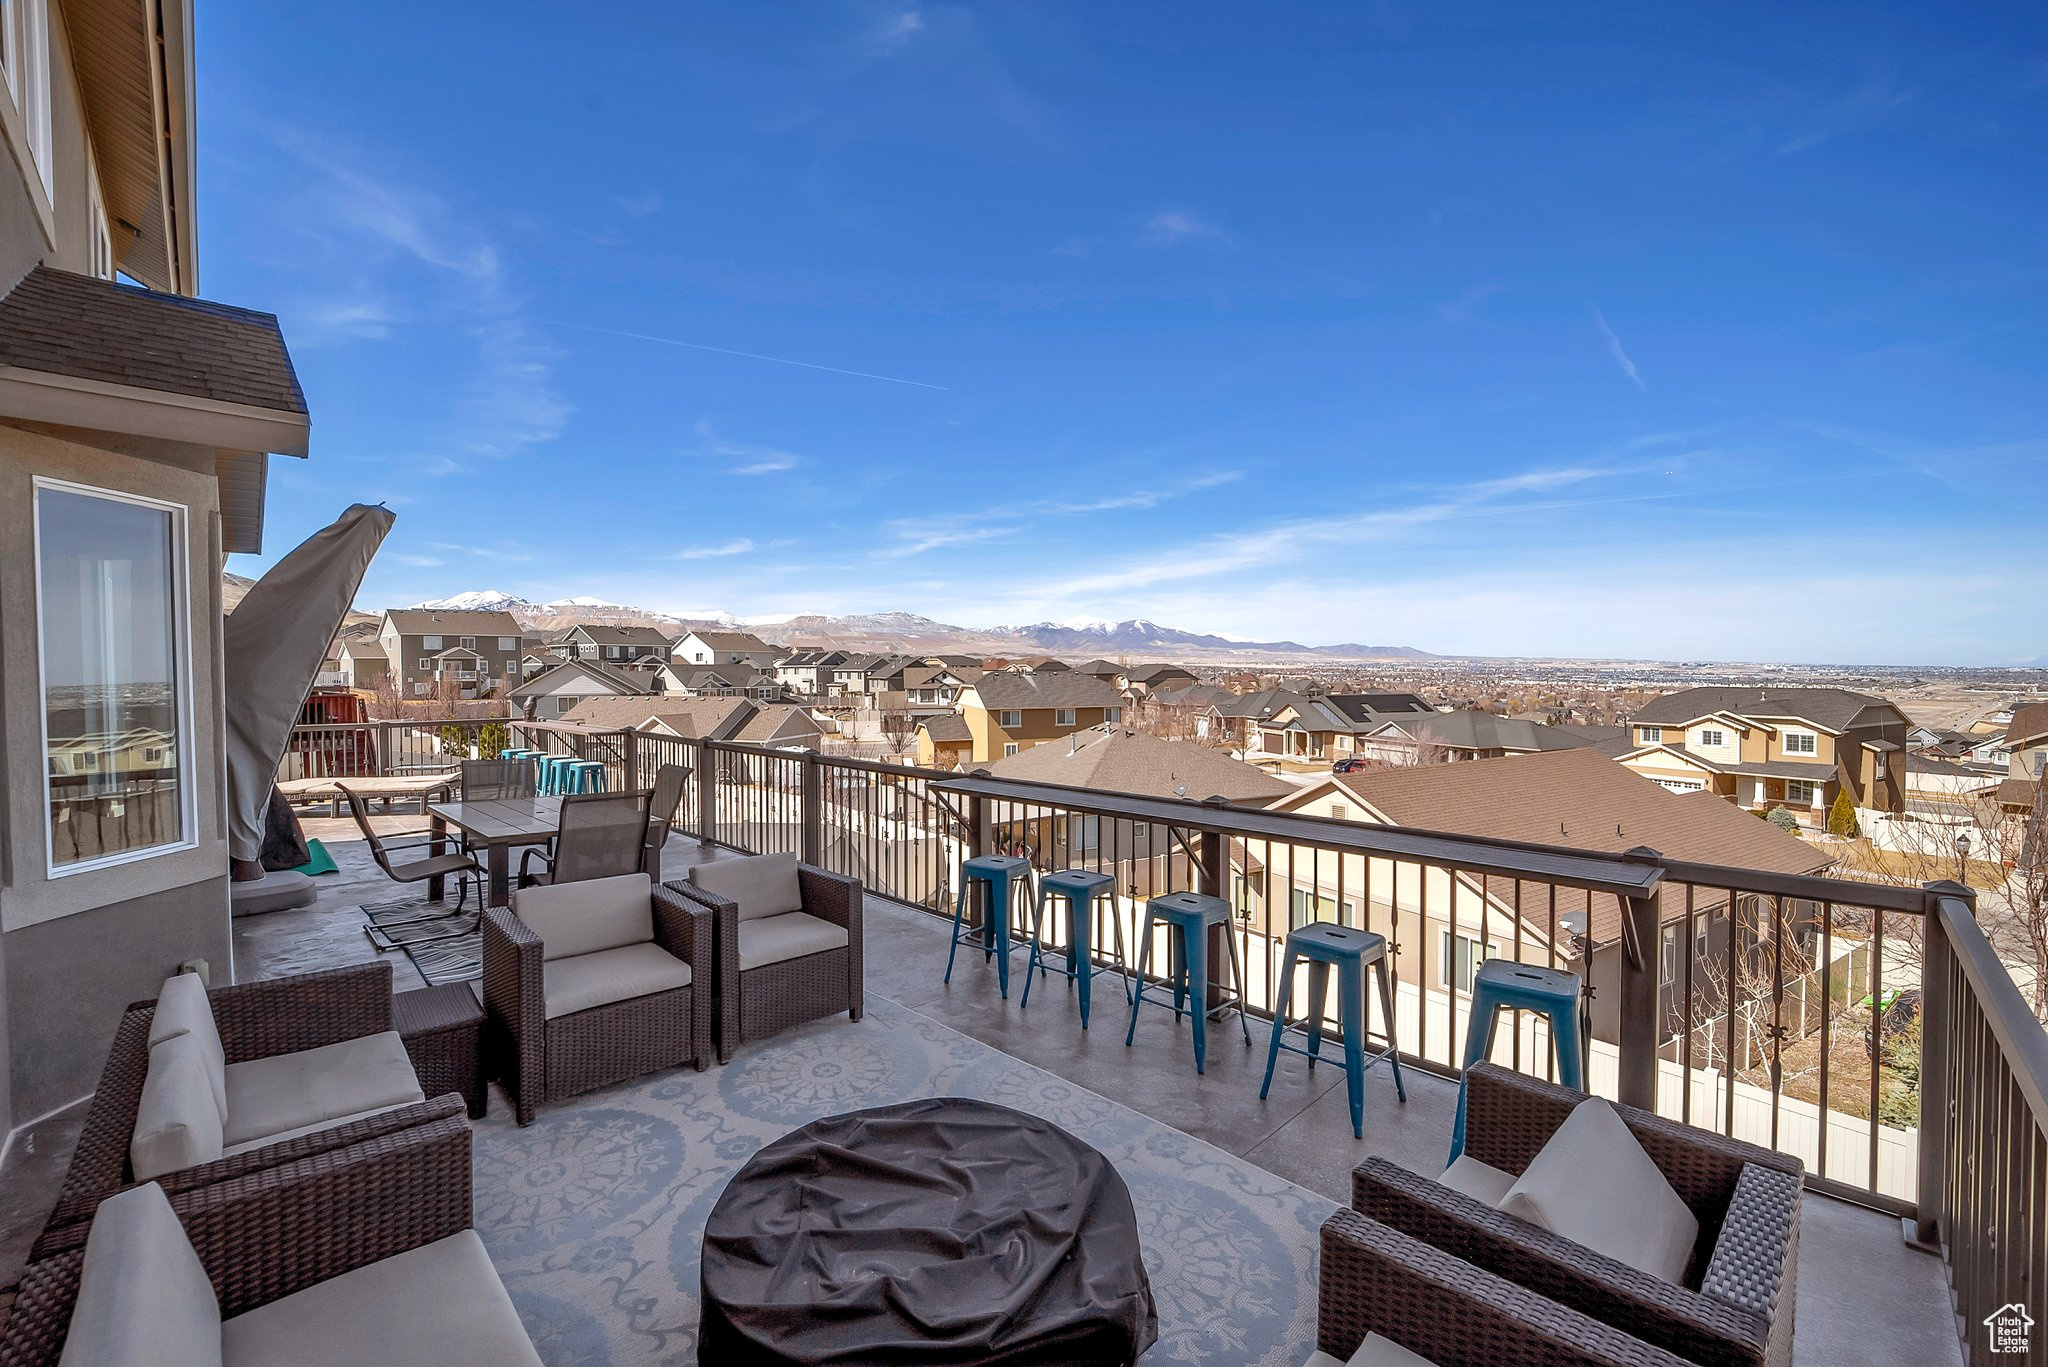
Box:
xmin=204 ymin=4 xmax=2047 ymax=664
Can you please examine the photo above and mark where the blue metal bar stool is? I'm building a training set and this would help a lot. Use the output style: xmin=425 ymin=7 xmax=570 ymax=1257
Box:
xmin=541 ymin=754 xmax=581 ymax=796
xmin=1260 ymin=921 xmax=1405 ymax=1138
xmin=1448 ymin=960 xmax=1586 ymax=1162
xmin=565 ymin=760 xmax=607 ymax=794
xmin=1020 ymin=869 xmax=1128 ymax=1028
xmin=944 ymin=855 xmax=1035 ymax=999
xmin=1125 ymin=891 xmax=1251 ymax=1074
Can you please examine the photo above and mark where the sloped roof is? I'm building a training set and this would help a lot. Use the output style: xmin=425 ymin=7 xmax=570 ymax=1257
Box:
xmin=0 ymin=267 xmax=305 ymax=415
xmin=1213 ymin=688 xmax=1305 ymax=721
xmin=508 ymin=659 xmax=652 ymax=702
xmin=734 ymin=704 xmax=824 ymax=744
xmin=1124 ymin=663 xmax=1197 ymax=684
xmin=1324 ymin=692 xmax=1437 ymax=722
xmin=2005 ymin=703 xmax=2048 ymax=749
xmin=918 ymin=713 xmax=973 ymax=743
xmin=555 ymin=695 xmax=681 ymax=729
xmin=640 ymin=698 xmax=753 ymax=740
xmin=985 ymin=727 xmax=1293 ymax=805
xmin=965 ymin=671 xmax=1123 ymax=710
xmin=1632 ymin=686 xmax=1897 ymax=734
xmin=571 ymin=624 xmax=670 ymax=647
xmin=682 ymin=629 xmax=774 ymax=652
xmin=385 ymin=608 xmax=524 ymax=636
xmin=1369 ymin=712 xmax=1627 ymax=754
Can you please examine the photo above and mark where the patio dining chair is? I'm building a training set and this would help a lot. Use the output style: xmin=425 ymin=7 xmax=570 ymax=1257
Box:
xmin=461 ymin=758 xmax=537 ymax=801
xmin=519 ymin=790 xmax=651 ymax=888
xmin=338 ymin=784 xmax=485 ymax=911
xmin=643 ymin=763 xmax=691 ymax=876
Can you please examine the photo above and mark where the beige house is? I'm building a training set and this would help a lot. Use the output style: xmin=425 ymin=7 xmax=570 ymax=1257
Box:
xmin=982 ymin=726 xmax=1292 ymax=805
xmin=0 ymin=0 xmax=315 ymax=1126
xmin=334 ymin=636 xmax=388 ymax=690
xmin=377 ymin=608 xmax=524 ymax=699
xmin=955 ymin=672 xmax=1123 ymax=764
xmin=913 ymin=713 xmax=974 ymax=770
xmin=509 ymin=658 xmax=655 ymax=721
xmin=673 ymin=628 xmax=778 ymax=669
xmin=1618 ymin=686 xmax=1908 ymax=819
xmin=1997 ymin=703 xmax=2048 ymax=811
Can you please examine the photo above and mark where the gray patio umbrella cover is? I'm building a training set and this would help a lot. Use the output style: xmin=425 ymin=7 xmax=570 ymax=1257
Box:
xmin=222 ymin=502 xmax=394 ymax=867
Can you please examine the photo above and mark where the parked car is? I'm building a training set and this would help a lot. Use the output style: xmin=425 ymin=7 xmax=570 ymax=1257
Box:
xmin=1332 ymin=757 xmax=1366 ymax=773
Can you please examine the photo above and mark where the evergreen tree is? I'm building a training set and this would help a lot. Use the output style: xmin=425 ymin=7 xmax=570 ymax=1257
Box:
xmin=1826 ymin=790 xmax=1860 ymax=839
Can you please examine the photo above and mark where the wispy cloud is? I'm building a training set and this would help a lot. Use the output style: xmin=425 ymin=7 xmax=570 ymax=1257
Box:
xmin=674 ymin=538 xmax=756 ymax=560
xmin=549 ymin=320 xmax=947 ymax=390
xmin=615 ymin=193 xmax=662 ymax=216
xmin=294 ymin=298 xmax=393 ymax=346
xmin=1141 ymin=210 xmax=1234 ymax=248
xmin=693 ymin=420 xmax=802 ymax=476
xmin=875 ymin=525 xmax=1017 ymax=560
xmin=1780 ymin=75 xmax=1915 ymax=154
xmin=1592 ymin=308 xmax=1645 ymax=391
xmin=874 ymin=471 xmax=1246 ymax=558
xmin=387 ymin=553 xmax=444 ymax=568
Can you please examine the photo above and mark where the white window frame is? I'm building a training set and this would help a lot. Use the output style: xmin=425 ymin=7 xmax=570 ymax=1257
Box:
xmin=5 ymin=0 xmax=53 ymax=201
xmin=1002 ymin=742 xmax=1020 ymax=757
xmin=1105 ymin=706 xmax=1122 ymax=723
xmin=1054 ymin=708 xmax=1076 ymax=727
xmin=422 ymin=635 xmax=442 ymax=651
xmin=1697 ymin=727 xmax=1725 ymax=749
xmin=998 ymin=710 xmax=1022 ymax=729
xmin=1439 ymin=929 xmax=1498 ymax=994
xmin=497 ymin=636 xmax=517 ymax=651
xmin=33 ymin=479 xmax=197 ymax=877
xmin=459 ymin=636 xmax=476 ymax=651
xmin=1785 ymin=779 xmax=1819 ymax=806
xmin=1782 ymin=729 xmax=1818 ymax=756
xmin=1639 ymin=726 xmax=1662 ymax=744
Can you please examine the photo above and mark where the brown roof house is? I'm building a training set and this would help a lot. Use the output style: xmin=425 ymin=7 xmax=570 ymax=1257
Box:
xmin=955 ymin=672 xmax=1125 ymax=765
xmin=1271 ymin=748 xmax=1836 ymax=1057
xmin=913 ymin=713 xmax=975 ymax=771
xmin=377 ymin=608 xmax=526 ymax=700
xmin=509 ymin=658 xmax=656 ymax=721
xmin=1996 ymin=703 xmax=2048 ymax=813
xmin=673 ymin=629 xmax=779 ymax=669
xmin=983 ymin=726 xmax=1293 ymax=806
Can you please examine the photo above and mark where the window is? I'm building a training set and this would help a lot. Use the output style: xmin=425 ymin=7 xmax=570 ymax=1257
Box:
xmin=1105 ymin=707 xmax=1122 ymax=723
xmin=5 ymin=0 xmax=52 ymax=198
xmin=2034 ymin=752 xmax=2045 ymax=778
xmin=998 ymin=710 xmax=1022 ymax=729
xmin=1697 ymin=728 xmax=1725 ymax=748
xmin=458 ymin=636 xmax=475 ymax=650
xmin=1290 ymin=887 xmax=1346 ymax=929
xmin=1331 ymin=803 xmax=1348 ymax=821
xmin=1873 ymin=752 xmax=1888 ymax=780
xmin=1055 ymin=708 xmax=1075 ymax=727
xmin=414 ymin=683 xmax=429 ymax=697
xmin=1440 ymin=930 xmax=1495 ymax=994
xmin=504 ymin=662 xmax=519 ymax=678
xmin=1002 ymin=743 xmax=1020 ymax=757
xmin=1783 ymin=730 xmax=1817 ymax=756
xmin=498 ymin=636 xmax=516 ymax=651
xmin=87 ymin=175 xmax=114 ymax=280
xmin=422 ymin=635 xmax=442 ymax=651
xmin=1639 ymin=726 xmax=1662 ymax=744
xmin=37 ymin=482 xmax=191 ymax=872
xmin=1785 ymin=779 xmax=1818 ymax=806
xmin=1659 ymin=924 xmax=1680 ymax=987
xmin=417 ymin=658 xmax=431 ymax=671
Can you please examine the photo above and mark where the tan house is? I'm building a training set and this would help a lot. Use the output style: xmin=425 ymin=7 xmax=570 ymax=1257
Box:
xmin=913 ymin=713 xmax=975 ymax=770
xmin=377 ymin=608 xmax=525 ymax=699
xmin=955 ymin=672 xmax=1124 ymax=764
xmin=1618 ymin=686 xmax=1908 ymax=819
xmin=0 ymin=0 xmax=316 ymax=1126
xmin=1997 ymin=703 xmax=2048 ymax=811
xmin=334 ymin=636 xmax=388 ymax=690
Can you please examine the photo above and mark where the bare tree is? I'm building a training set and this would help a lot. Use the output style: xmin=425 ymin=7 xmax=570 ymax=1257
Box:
xmin=878 ymin=707 xmax=917 ymax=755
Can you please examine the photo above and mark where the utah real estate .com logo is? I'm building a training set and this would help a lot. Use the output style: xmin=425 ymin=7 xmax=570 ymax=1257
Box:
xmin=1985 ymin=1302 xmax=2033 ymax=1355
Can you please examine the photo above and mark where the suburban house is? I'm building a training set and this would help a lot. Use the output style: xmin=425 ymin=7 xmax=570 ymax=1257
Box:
xmin=376 ymin=608 xmax=525 ymax=699
xmin=508 ymin=657 xmax=656 ymax=720
xmin=670 ymin=662 xmax=784 ymax=700
xmin=1618 ymin=686 xmax=1909 ymax=819
xmin=672 ymin=628 xmax=779 ymax=669
xmin=912 ymin=713 xmax=975 ymax=770
xmin=982 ymin=727 xmax=1293 ymax=806
xmin=644 ymin=699 xmax=826 ymax=749
xmin=0 ymin=0 xmax=318 ymax=1126
xmin=955 ymin=672 xmax=1124 ymax=764
xmin=1996 ymin=703 xmax=2048 ymax=812
xmin=1118 ymin=662 xmax=1199 ymax=697
xmin=903 ymin=663 xmax=981 ymax=708
xmin=1353 ymin=712 xmax=1630 ymax=766
xmin=1073 ymin=658 xmax=1125 ymax=683
xmin=828 ymin=654 xmax=912 ymax=697
xmin=333 ymin=635 xmax=388 ymax=690
xmin=775 ymin=648 xmax=847 ymax=694
xmin=546 ymin=622 xmax=671 ymax=667
xmin=1269 ymin=748 xmax=1837 ymax=1053
xmin=1248 ymin=693 xmax=1376 ymax=767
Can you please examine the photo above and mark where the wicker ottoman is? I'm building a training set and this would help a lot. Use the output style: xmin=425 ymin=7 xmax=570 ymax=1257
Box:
xmin=395 ymin=982 xmax=487 ymax=1118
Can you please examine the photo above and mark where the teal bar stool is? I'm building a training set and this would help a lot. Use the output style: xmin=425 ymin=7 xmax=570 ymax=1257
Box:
xmin=1448 ymin=960 xmax=1586 ymax=1162
xmin=944 ymin=855 xmax=1035 ymax=999
xmin=1020 ymin=869 xmax=1128 ymax=1028
xmin=1125 ymin=891 xmax=1251 ymax=1074
xmin=566 ymin=760 xmax=607 ymax=794
xmin=1260 ymin=922 xmax=1405 ymax=1138
xmin=539 ymin=754 xmax=578 ymax=795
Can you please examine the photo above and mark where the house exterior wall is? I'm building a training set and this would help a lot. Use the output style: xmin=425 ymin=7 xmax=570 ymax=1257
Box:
xmin=379 ymin=617 xmax=523 ymax=697
xmin=960 ymin=701 xmax=1118 ymax=764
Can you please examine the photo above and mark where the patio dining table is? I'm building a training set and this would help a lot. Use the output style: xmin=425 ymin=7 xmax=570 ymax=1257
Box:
xmin=426 ymin=796 xmax=561 ymax=908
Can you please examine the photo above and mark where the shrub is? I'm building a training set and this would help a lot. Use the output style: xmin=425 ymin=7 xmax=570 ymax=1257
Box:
xmin=1767 ymin=806 xmax=1802 ymax=835
xmin=1826 ymin=790 xmax=1861 ymax=839
xmin=478 ymin=721 xmax=510 ymax=758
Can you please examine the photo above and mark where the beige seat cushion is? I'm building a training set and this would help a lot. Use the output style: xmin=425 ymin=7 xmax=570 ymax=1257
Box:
xmin=1302 ymin=1332 xmax=1437 ymax=1366
xmin=1438 ymin=1154 xmax=1516 ymax=1207
xmin=737 ymin=910 xmax=848 ymax=972
xmin=512 ymin=872 xmax=653 ymax=961
xmin=131 ymin=1032 xmax=227 ymax=1181
xmin=1498 ymin=1098 xmax=1699 ymax=1284
xmin=221 ymin=1101 xmax=414 ymax=1158
xmin=222 ymin=1032 xmax=423 ymax=1150
xmin=688 ymin=852 xmax=803 ymax=923
xmin=147 ymin=972 xmax=227 ymax=1121
xmin=544 ymin=943 xmax=693 ymax=1019
xmin=221 ymin=1229 xmax=541 ymax=1367
xmin=59 ymin=1182 xmax=222 ymax=1367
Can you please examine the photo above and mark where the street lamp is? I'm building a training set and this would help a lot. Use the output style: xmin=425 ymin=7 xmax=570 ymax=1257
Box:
xmin=1954 ymin=831 xmax=1971 ymax=885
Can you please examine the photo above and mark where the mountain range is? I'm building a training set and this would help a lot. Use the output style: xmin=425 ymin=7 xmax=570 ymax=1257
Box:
xmin=395 ymin=591 xmax=1432 ymax=661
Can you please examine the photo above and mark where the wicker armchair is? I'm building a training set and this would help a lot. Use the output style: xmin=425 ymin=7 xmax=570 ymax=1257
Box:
xmin=668 ymin=855 xmax=863 ymax=1064
xmin=32 ymin=963 xmax=465 ymax=1260
xmin=0 ymin=1114 xmax=511 ymax=1367
xmin=482 ymin=873 xmax=711 ymax=1126
xmin=1315 ymin=1209 xmax=1694 ymax=1367
xmin=1353 ymin=1063 xmax=1802 ymax=1367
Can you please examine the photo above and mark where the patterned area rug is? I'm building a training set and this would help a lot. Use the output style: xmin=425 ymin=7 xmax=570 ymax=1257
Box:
xmin=471 ymin=994 xmax=1335 ymax=1366
xmin=359 ymin=897 xmax=482 ymax=985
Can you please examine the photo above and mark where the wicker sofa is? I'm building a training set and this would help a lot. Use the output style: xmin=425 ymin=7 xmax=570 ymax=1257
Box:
xmin=1313 ymin=1209 xmax=1695 ymax=1366
xmin=33 ymin=962 xmax=463 ymax=1259
xmin=1353 ymin=1063 xmax=1802 ymax=1367
xmin=482 ymin=871 xmax=711 ymax=1125
xmin=0 ymin=1115 xmax=539 ymax=1366
xmin=668 ymin=854 xmax=863 ymax=1064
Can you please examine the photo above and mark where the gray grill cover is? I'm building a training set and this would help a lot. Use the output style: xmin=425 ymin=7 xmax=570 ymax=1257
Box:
xmin=700 ymin=1097 xmax=1157 ymax=1365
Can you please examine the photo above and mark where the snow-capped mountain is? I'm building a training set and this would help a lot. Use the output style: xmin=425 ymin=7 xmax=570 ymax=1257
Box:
xmin=408 ymin=590 xmax=539 ymax=613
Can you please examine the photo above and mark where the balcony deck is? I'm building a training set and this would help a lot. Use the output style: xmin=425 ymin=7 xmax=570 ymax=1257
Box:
xmin=0 ymin=817 xmax=1964 ymax=1365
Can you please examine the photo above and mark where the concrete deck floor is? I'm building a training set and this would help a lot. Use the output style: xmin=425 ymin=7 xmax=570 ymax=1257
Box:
xmin=1 ymin=818 xmax=1962 ymax=1365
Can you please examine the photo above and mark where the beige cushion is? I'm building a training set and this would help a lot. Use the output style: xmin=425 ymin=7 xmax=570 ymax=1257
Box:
xmin=512 ymin=872 xmax=653 ymax=961
xmin=59 ymin=1182 xmax=222 ymax=1367
xmin=1438 ymin=1155 xmax=1516 ymax=1207
xmin=148 ymin=972 xmax=227 ymax=1122
xmin=1498 ymin=1098 xmax=1699 ymax=1284
xmin=688 ymin=852 xmax=804 ymax=923
xmin=222 ymin=1032 xmax=423 ymax=1150
xmin=737 ymin=910 xmax=848 ymax=972
xmin=1302 ymin=1334 xmax=1437 ymax=1367
xmin=221 ymin=1101 xmax=413 ymax=1157
xmin=131 ymin=1032 xmax=227 ymax=1181
xmin=221 ymin=1229 xmax=541 ymax=1367
xmin=544 ymin=943 xmax=693 ymax=1019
